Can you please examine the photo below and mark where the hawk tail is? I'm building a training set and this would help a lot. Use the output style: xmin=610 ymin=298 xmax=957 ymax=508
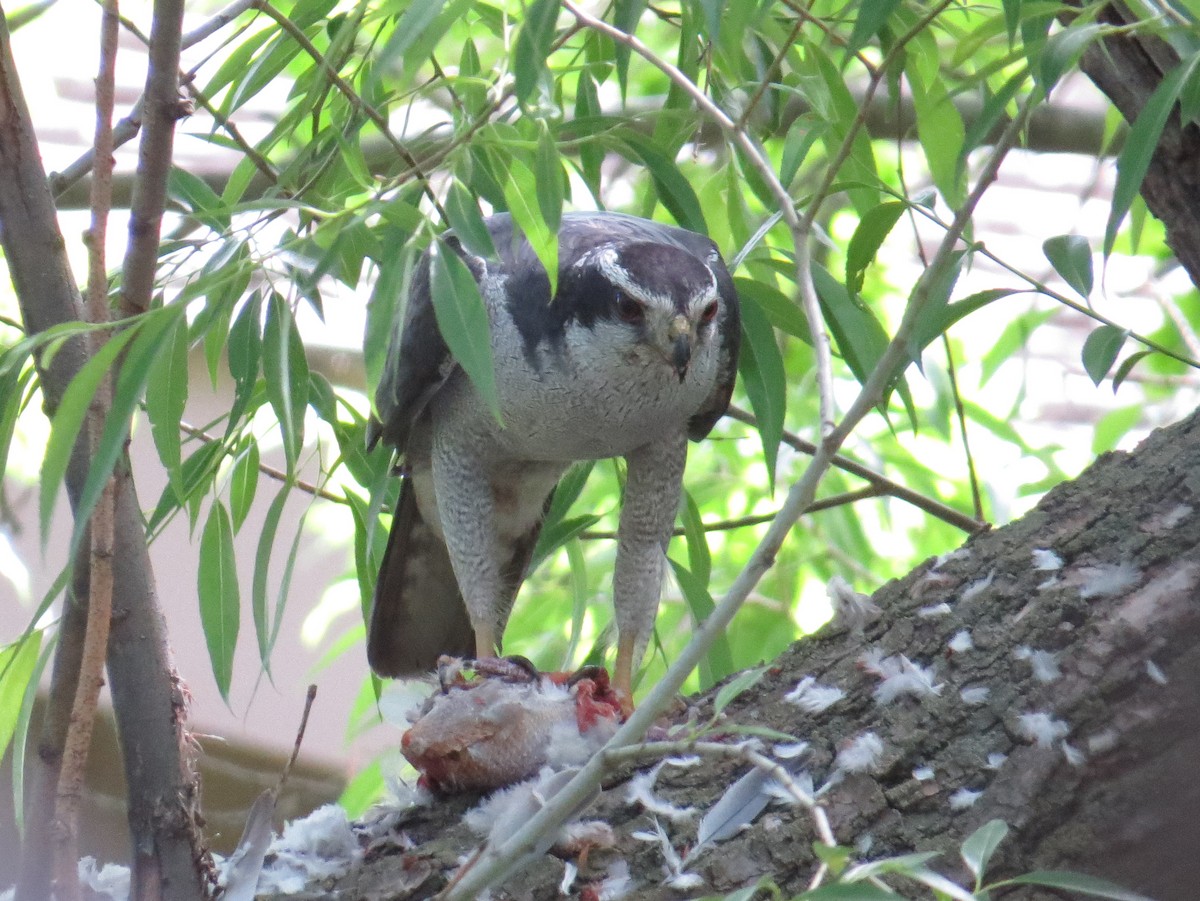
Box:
xmin=367 ymin=478 xmax=475 ymax=676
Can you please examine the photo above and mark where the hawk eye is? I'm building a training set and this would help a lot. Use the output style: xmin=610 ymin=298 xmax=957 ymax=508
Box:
xmin=700 ymin=301 xmax=719 ymax=323
xmin=615 ymin=292 xmax=645 ymax=324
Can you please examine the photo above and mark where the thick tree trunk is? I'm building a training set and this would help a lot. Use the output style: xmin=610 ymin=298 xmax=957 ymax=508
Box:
xmin=321 ymin=405 xmax=1200 ymax=900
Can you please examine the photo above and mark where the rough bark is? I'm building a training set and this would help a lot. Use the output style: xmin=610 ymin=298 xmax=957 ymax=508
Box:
xmin=0 ymin=8 xmax=206 ymax=900
xmin=312 ymin=405 xmax=1200 ymax=901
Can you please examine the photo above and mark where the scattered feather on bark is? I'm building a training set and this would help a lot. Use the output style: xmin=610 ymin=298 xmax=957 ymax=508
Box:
xmin=1077 ymin=561 xmax=1141 ymax=599
xmin=835 ymin=731 xmax=885 ymax=773
xmin=960 ymin=685 xmax=991 ymax=706
xmin=784 ymin=675 xmax=845 ymax=713
xmin=1017 ymin=711 xmax=1070 ymax=747
xmin=1031 ymin=548 xmax=1063 ymax=570
xmin=1014 ymin=646 xmax=1062 ymax=683
xmin=949 ymin=787 xmax=983 ymax=810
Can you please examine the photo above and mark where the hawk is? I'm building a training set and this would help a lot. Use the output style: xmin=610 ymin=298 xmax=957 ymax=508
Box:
xmin=367 ymin=211 xmax=740 ymax=701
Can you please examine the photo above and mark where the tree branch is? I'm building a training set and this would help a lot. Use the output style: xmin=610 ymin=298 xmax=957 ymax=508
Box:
xmin=50 ymin=1 xmax=120 ymax=895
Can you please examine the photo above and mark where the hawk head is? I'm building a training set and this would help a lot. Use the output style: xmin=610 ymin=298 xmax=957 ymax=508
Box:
xmin=573 ymin=240 xmax=723 ymax=382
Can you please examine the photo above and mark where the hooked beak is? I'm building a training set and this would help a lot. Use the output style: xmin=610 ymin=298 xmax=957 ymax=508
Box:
xmin=668 ymin=315 xmax=691 ymax=382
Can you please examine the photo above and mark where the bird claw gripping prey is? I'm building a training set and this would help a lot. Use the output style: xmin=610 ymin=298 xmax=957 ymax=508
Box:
xmin=401 ymin=657 xmax=624 ymax=794
xmin=367 ymin=211 xmax=740 ymax=703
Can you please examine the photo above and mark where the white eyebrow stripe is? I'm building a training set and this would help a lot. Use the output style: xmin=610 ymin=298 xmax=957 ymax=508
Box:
xmin=593 ymin=246 xmax=675 ymax=310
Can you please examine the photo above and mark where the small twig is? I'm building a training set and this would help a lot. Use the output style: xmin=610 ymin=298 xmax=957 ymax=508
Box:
xmin=941 ymin=334 xmax=985 ymax=522
xmin=579 ymin=486 xmax=889 ymax=541
xmin=726 ymin=406 xmax=985 ymax=533
xmin=178 ymin=419 xmax=344 ymax=504
xmin=52 ymin=3 xmax=121 ymax=896
xmin=734 ymin=15 xmax=806 ymax=132
xmin=180 ymin=0 xmax=257 ymax=47
xmin=277 ymin=684 xmax=316 ymax=793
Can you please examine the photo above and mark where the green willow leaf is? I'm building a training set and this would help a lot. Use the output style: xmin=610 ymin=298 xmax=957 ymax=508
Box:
xmin=428 ymin=239 xmax=504 ymax=423
xmin=680 ymin=489 xmax=711 ymax=587
xmin=1106 ymin=58 xmax=1198 ymax=257
xmin=810 ymin=263 xmax=888 ymax=387
xmin=514 ymin=0 xmax=561 ymax=104
xmin=846 ymin=201 xmax=906 ymax=294
xmin=737 ymin=292 xmax=786 ymax=494
xmin=252 ymin=482 xmax=289 ymax=671
xmin=1111 ymin=348 xmax=1153 ymax=393
xmin=996 ymin=871 xmax=1154 ymax=901
xmin=733 ymin=278 xmax=809 ymax=342
xmin=846 ymin=0 xmax=900 ymax=57
xmin=668 ymin=558 xmax=734 ymax=689
xmin=198 ymin=501 xmax=239 ymax=701
xmin=0 ymin=634 xmax=41 ymax=767
xmin=535 ymin=126 xmax=564 ymax=236
xmin=145 ymin=315 xmax=189 ymax=494
xmin=262 ymin=292 xmax=309 ymax=471
xmin=617 ymin=130 xmax=708 ymax=234
xmin=445 ymin=181 xmax=498 ymax=260
xmin=961 ymin=818 xmax=1008 ymax=883
xmin=612 ymin=0 xmax=648 ymax=96
xmin=39 ymin=325 xmax=139 ymax=546
xmin=1039 ymin=23 xmax=1106 ymax=94
xmin=1081 ymin=324 xmax=1129 ymax=385
xmin=229 ymin=441 xmax=260 ymax=532
xmin=503 ymin=157 xmax=559 ymax=297
xmin=1043 ymin=234 xmax=1093 ymax=299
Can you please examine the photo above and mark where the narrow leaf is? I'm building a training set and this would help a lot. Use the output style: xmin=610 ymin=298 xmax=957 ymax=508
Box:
xmin=145 ymin=316 xmax=189 ymax=491
xmin=428 ymin=240 xmax=504 ymax=423
xmin=846 ymin=201 xmax=906 ymax=294
xmin=375 ymin=0 xmax=448 ymax=76
xmin=535 ymin=126 xmax=564 ymax=235
xmin=737 ymin=292 xmax=786 ymax=493
xmin=229 ymin=442 xmax=260 ymax=532
xmin=669 ymin=560 xmax=735 ymax=687
xmin=618 ymin=130 xmax=708 ymax=234
xmin=797 ymin=885 xmax=902 ymax=901
xmin=713 ymin=665 xmax=767 ymax=716
xmin=502 ymin=158 xmax=559 ymax=297
xmin=252 ymin=484 xmax=289 ymax=670
xmin=1043 ymin=234 xmax=1093 ymax=299
xmin=514 ymin=0 xmax=560 ymax=103
xmin=997 ymin=871 xmax=1154 ymax=900
xmin=1081 ymin=324 xmax=1129 ymax=385
xmin=199 ymin=501 xmax=240 ymax=700
xmin=1112 ymin=349 xmax=1153 ymax=393
xmin=1039 ymin=23 xmax=1106 ymax=94
xmin=960 ymin=818 xmax=1009 ymax=883
xmin=39 ymin=326 xmax=139 ymax=546
xmin=0 ymin=635 xmax=42 ymax=764
xmin=846 ymin=0 xmax=900 ymax=57
xmin=679 ymin=489 xmax=711 ymax=587
xmin=1106 ymin=60 xmax=1196 ymax=257
xmin=262 ymin=293 xmax=309 ymax=470
xmin=445 ymin=182 xmax=498 ymax=259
